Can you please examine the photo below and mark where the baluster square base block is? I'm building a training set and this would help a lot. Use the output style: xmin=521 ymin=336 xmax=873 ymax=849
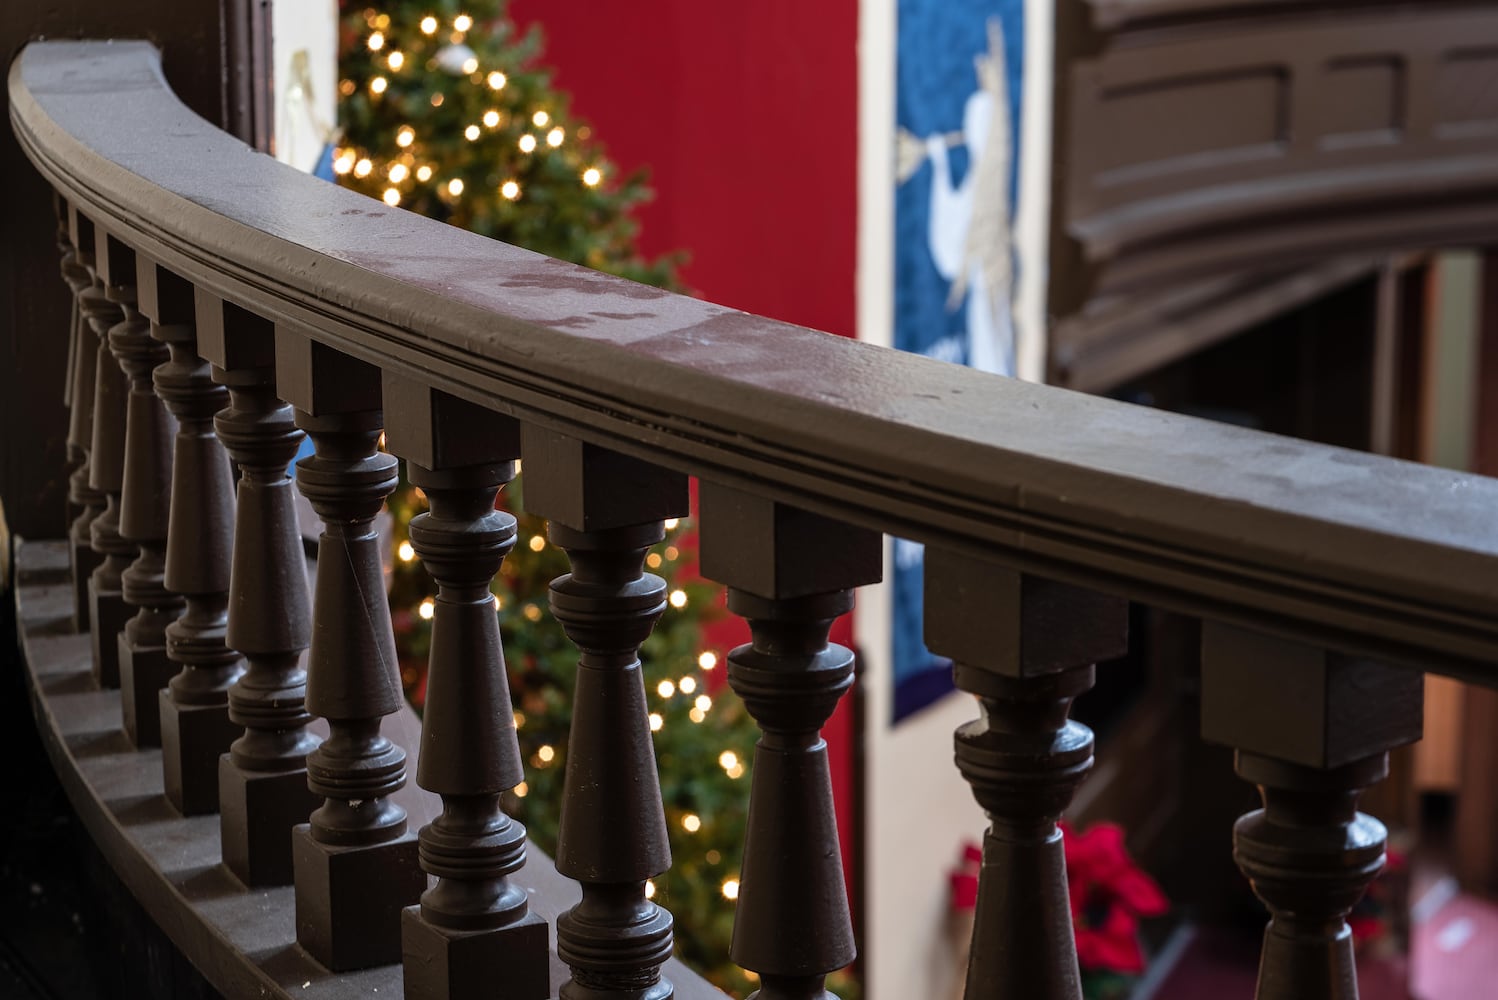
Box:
xmin=159 ymin=695 xmax=238 ymax=815
xmin=292 ymin=826 xmax=425 ymax=971
xmin=118 ymin=636 xmax=173 ymax=747
xmin=70 ymin=540 xmax=100 ymax=631
xmin=219 ymin=759 xmax=322 ymax=887
xmin=401 ymin=907 xmax=550 ymax=1000
xmin=87 ymin=582 xmax=129 ymax=688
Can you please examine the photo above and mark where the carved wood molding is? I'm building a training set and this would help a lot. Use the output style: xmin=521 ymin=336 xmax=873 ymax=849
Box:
xmin=14 ymin=41 xmax=1498 ymax=682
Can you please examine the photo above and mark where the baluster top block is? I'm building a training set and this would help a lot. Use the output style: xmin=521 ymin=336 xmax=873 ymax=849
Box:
xmin=136 ymin=258 xmax=195 ymax=326
xmin=383 ymin=374 xmax=521 ymax=469
xmin=20 ymin=40 xmax=1498 ymax=680
xmin=522 ymin=425 xmax=687 ymax=530
xmin=276 ymin=326 xmax=381 ymax=416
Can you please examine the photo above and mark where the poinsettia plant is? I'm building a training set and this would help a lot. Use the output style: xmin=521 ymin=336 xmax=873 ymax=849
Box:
xmin=950 ymin=823 xmax=1168 ymax=1000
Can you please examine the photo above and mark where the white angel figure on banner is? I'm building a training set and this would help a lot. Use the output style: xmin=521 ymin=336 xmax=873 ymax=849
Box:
xmin=898 ymin=18 xmax=1016 ymax=377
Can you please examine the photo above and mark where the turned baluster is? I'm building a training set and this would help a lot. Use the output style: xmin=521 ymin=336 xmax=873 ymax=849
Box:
xmin=385 ymin=378 xmax=549 ymax=1000
xmin=924 ymin=552 xmax=1129 ymax=1000
xmin=199 ymin=296 xmax=319 ymax=886
xmin=523 ymin=426 xmax=689 ymax=1000
xmin=129 ymin=267 xmax=242 ymax=808
xmin=81 ymin=218 xmax=135 ymax=688
xmin=1200 ymin=622 xmax=1423 ymax=1000
xmin=95 ymin=233 xmax=185 ymax=735
xmin=277 ymin=330 xmax=423 ymax=970
xmin=698 ymin=485 xmax=882 ymax=1000
xmin=59 ymin=204 xmax=104 ymax=628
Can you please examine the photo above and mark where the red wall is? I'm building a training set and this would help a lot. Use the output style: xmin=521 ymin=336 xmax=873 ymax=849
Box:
xmin=508 ymin=0 xmax=864 ymax=918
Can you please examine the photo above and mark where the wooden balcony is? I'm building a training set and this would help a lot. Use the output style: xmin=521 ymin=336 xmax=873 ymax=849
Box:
xmin=6 ymin=23 xmax=1498 ymax=1000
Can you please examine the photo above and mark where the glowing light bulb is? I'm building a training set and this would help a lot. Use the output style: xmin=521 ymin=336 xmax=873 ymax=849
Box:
xmin=582 ymin=167 xmax=602 ymax=187
xmin=388 ymin=163 xmax=408 ymax=183
xmin=532 ymin=110 xmax=550 ymax=128
xmin=500 ymin=180 xmax=520 ymax=200
xmin=719 ymin=751 xmax=739 ymax=771
xmin=518 ymin=134 xmax=537 ymax=153
xmin=420 ymin=15 xmax=438 ymax=34
xmin=669 ymin=589 xmax=688 ymax=609
xmin=648 ymin=713 xmax=664 ymax=732
xmin=397 ymin=540 xmax=415 ymax=561
xmin=679 ymin=676 xmax=697 ymax=695
xmin=430 ymin=92 xmax=444 ymax=107
xmin=354 ymin=158 xmax=373 ymax=178
xmin=483 ymin=109 xmax=501 ymax=128
xmin=657 ymin=680 xmax=675 ymax=699
xmin=698 ymin=651 xmax=718 ymax=670
xmin=689 ymin=708 xmax=706 ymax=724
xmin=464 ymin=124 xmax=480 ymax=141
xmin=645 ymin=880 xmax=656 ymax=899
xmin=493 ymin=594 xmax=502 ymax=610
xmin=513 ymin=710 xmax=525 ymax=728
xmin=487 ymin=71 xmax=507 ymax=90
xmin=447 ymin=178 xmax=464 ymax=196
xmin=396 ymin=126 xmax=415 ymax=147
xmin=722 ymin=879 xmax=740 ymax=901
xmin=695 ymin=694 xmax=712 ymax=713
xmin=418 ymin=599 xmax=435 ymax=620
xmin=682 ymin=814 xmax=702 ymax=833
xmin=665 ymin=546 xmax=679 ymax=561
xmin=664 ymin=518 xmax=680 ymax=530
xmin=727 ymin=763 xmax=745 ymax=779
xmin=461 ymin=56 xmax=479 ymax=75
xmin=528 ymin=534 xmax=545 ymax=552
xmin=382 ymin=188 xmax=400 ymax=206
xmin=547 ymin=127 xmax=565 ymax=147
xmin=454 ymin=13 xmax=473 ymax=31
xmin=338 ymin=78 xmax=356 ymax=97
xmin=368 ymin=31 xmax=385 ymax=51
xmin=387 ymin=51 xmax=404 ymax=70
xmin=646 ymin=553 xmax=662 ymax=569
xmin=333 ymin=152 xmax=356 ymax=175
xmin=370 ymin=76 xmax=388 ymax=95
xmin=523 ymin=603 xmax=542 ymax=622
xmin=416 ymin=165 xmax=433 ymax=182
xmin=537 ymin=744 xmax=555 ymax=763
xmin=513 ymin=781 xmax=528 ymax=797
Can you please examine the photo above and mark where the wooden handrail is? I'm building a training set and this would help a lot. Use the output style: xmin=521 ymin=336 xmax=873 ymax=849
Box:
xmin=12 ymin=40 xmax=1498 ymax=681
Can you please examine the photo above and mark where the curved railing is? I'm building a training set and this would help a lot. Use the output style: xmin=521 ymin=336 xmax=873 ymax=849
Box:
xmin=12 ymin=37 xmax=1498 ymax=1000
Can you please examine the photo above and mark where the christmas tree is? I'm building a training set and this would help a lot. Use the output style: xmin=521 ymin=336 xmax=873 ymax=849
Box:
xmin=334 ymin=4 xmax=806 ymax=997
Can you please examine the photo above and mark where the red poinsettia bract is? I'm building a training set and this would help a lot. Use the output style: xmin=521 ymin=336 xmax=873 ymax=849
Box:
xmin=1061 ymin=822 xmax=1168 ymax=975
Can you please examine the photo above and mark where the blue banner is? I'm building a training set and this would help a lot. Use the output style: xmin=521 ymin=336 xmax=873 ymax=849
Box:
xmin=892 ymin=0 xmax=1024 ymax=723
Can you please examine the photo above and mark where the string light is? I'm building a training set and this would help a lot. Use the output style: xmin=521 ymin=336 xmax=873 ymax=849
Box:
xmin=418 ymin=599 xmax=435 ymax=620
xmin=454 ymin=13 xmax=473 ymax=31
xmin=387 ymin=51 xmax=405 ymax=70
xmin=679 ymin=676 xmax=697 ymax=694
xmin=537 ymin=744 xmax=556 ymax=763
xmin=547 ymin=127 xmax=565 ymax=148
xmin=396 ymin=126 xmax=415 ymax=147
xmin=523 ymin=602 xmax=542 ymax=622
xmin=726 ymin=761 xmax=745 ymax=779
xmin=354 ymin=158 xmax=373 ymax=178
xmin=513 ymin=710 xmax=525 ymax=728
xmin=388 ymin=163 xmax=409 ymax=182
xmin=492 ymin=594 xmax=502 ymax=611
xmin=447 ymin=178 xmax=465 ymax=196
xmin=397 ymin=540 xmax=415 ymax=561
xmin=500 ymin=180 xmax=520 ymax=200
xmin=645 ymin=880 xmax=656 ymax=899
xmin=698 ymin=651 xmax=718 ymax=670
xmin=646 ymin=553 xmax=663 ymax=569
xmin=368 ymin=31 xmax=385 ymax=51
xmin=689 ymin=707 xmax=706 ymax=724
xmin=648 ymin=712 xmax=664 ymax=732
xmin=382 ymin=187 xmax=401 ymax=206
xmin=695 ymin=694 xmax=713 ymax=713
xmin=333 ymin=150 xmax=356 ymax=175
xmin=465 ymin=124 xmax=481 ymax=141
xmin=375 ymin=12 xmax=390 ymax=29
xmin=665 ymin=546 xmax=679 ymax=561
xmin=582 ymin=167 xmax=602 ymax=187
xmin=513 ymin=781 xmax=528 ymax=797
xmin=338 ymin=79 xmax=356 ymax=97
xmin=430 ymin=92 xmax=444 ymax=107
xmin=722 ymin=878 xmax=740 ymax=901
xmin=707 ymin=850 xmax=721 ymax=864
xmin=487 ymin=71 xmax=507 ymax=90
xmin=664 ymin=518 xmax=680 ymax=530
xmin=370 ymin=76 xmax=388 ymax=95
xmin=532 ymin=110 xmax=550 ymax=128
xmin=483 ymin=109 xmax=501 ymax=128
xmin=657 ymin=679 xmax=675 ymax=699
xmin=518 ymin=134 xmax=537 ymax=153
xmin=719 ymin=751 xmax=739 ymax=771
xmin=461 ymin=56 xmax=479 ymax=75
xmin=416 ymin=165 xmax=433 ymax=182
xmin=420 ymin=14 xmax=438 ymax=33
xmin=669 ymin=590 xmax=688 ymax=609
xmin=682 ymin=814 xmax=702 ymax=833
xmin=528 ymin=534 xmax=545 ymax=551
